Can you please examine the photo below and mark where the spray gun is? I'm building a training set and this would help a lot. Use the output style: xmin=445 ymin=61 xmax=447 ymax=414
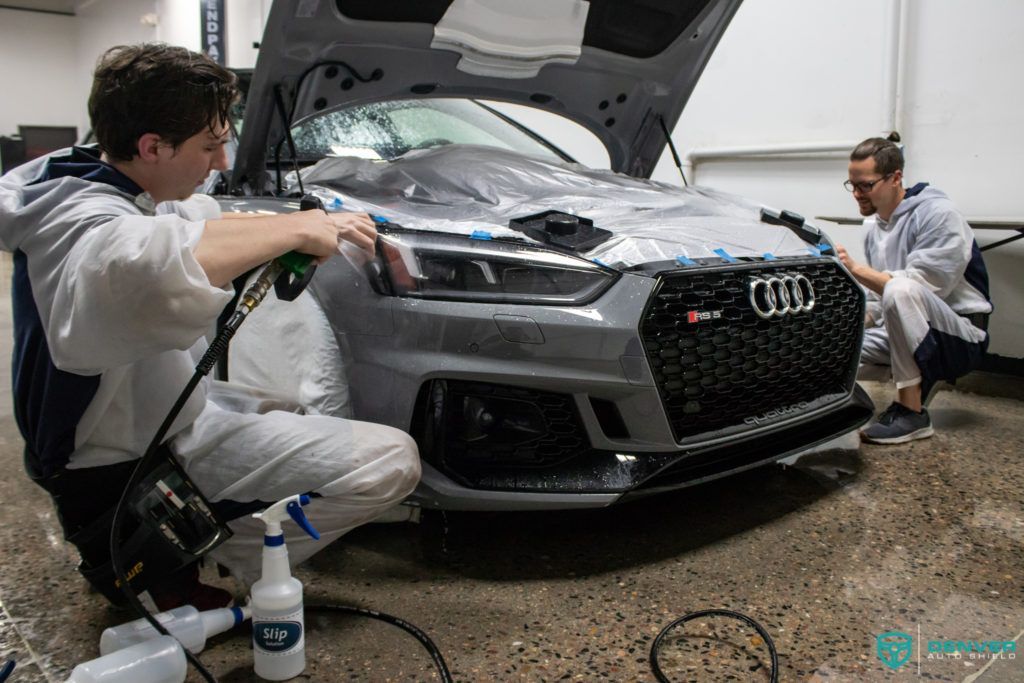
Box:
xmin=250 ymin=494 xmax=320 ymax=681
xmin=197 ymin=195 xmax=326 ymax=380
xmin=273 ymin=195 xmax=324 ymax=301
xmin=231 ymin=194 xmax=322 ymax=317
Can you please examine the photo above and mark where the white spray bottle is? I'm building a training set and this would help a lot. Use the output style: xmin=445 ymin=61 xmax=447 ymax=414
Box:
xmin=251 ymin=494 xmax=320 ymax=681
xmin=99 ymin=604 xmax=252 ymax=655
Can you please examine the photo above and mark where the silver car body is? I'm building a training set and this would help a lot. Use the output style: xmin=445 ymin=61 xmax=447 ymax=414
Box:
xmin=221 ymin=0 xmax=873 ymax=510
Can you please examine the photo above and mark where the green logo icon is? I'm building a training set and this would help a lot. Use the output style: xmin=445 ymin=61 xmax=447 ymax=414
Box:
xmin=877 ymin=631 xmax=913 ymax=670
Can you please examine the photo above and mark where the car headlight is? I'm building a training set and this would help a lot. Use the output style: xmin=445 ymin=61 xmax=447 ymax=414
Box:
xmin=376 ymin=229 xmax=618 ymax=305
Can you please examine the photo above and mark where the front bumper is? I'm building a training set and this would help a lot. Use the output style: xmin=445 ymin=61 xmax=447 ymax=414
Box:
xmin=311 ymin=252 xmax=871 ymax=511
xmin=407 ymin=382 xmax=873 ymax=510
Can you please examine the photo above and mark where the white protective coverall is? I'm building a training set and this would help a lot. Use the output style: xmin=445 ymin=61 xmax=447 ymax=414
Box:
xmin=0 ymin=147 xmax=420 ymax=584
xmin=859 ymin=183 xmax=991 ymax=391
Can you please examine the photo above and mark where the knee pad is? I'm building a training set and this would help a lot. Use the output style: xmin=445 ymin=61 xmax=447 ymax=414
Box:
xmin=881 ymin=277 xmax=923 ymax=311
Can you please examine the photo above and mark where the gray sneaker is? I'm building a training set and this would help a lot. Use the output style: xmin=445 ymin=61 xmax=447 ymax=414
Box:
xmin=861 ymin=402 xmax=934 ymax=444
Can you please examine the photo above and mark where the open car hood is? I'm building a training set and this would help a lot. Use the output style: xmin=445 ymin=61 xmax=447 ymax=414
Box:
xmin=232 ymin=0 xmax=744 ymax=189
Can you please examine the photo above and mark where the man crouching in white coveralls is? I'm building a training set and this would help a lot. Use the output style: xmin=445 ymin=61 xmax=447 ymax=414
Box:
xmin=836 ymin=135 xmax=992 ymax=445
xmin=0 ymin=43 xmax=420 ymax=607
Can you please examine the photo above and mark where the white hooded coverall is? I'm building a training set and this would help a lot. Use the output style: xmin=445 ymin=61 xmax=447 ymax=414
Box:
xmin=0 ymin=147 xmax=420 ymax=584
xmin=858 ymin=183 xmax=991 ymax=392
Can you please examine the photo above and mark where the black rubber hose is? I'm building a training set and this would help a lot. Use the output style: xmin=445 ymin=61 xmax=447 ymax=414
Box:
xmin=108 ymin=364 xmax=218 ymax=683
xmin=649 ymin=609 xmax=779 ymax=683
xmin=106 ymin=310 xmax=254 ymax=682
xmin=307 ymin=604 xmax=454 ymax=683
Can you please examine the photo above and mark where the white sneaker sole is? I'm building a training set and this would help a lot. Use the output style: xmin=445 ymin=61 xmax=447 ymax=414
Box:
xmin=860 ymin=426 xmax=935 ymax=445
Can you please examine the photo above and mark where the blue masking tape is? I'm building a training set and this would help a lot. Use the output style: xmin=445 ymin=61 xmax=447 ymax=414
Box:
xmin=592 ymin=258 xmax=611 ymax=268
xmin=763 ymin=253 xmax=776 ymax=261
xmin=676 ymin=255 xmax=697 ymax=266
xmin=470 ymin=230 xmax=493 ymax=240
xmin=806 ymin=245 xmax=822 ymax=257
xmin=371 ymin=215 xmax=388 ymax=223
xmin=713 ymin=248 xmax=738 ymax=263
xmin=817 ymin=243 xmax=833 ymax=253
xmin=331 ymin=197 xmax=344 ymax=208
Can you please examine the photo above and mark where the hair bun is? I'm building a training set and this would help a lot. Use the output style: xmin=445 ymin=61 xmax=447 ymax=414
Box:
xmin=886 ymin=131 xmax=902 ymax=143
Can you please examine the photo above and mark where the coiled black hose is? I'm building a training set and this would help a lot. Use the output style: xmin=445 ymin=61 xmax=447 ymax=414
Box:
xmin=649 ymin=609 xmax=779 ymax=683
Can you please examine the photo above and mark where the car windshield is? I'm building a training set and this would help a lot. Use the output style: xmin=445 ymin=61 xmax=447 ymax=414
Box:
xmin=285 ymin=98 xmax=565 ymax=163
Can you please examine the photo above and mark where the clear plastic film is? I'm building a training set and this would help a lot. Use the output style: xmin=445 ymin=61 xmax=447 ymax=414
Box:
xmin=293 ymin=145 xmax=813 ymax=268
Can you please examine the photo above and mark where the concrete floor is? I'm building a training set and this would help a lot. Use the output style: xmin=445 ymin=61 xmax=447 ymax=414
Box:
xmin=0 ymin=251 xmax=1021 ymax=682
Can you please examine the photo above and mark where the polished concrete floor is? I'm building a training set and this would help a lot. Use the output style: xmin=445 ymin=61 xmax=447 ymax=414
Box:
xmin=0 ymin=251 xmax=1021 ymax=682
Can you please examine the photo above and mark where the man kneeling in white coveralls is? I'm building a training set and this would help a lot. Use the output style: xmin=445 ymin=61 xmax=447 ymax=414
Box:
xmin=836 ymin=136 xmax=992 ymax=445
xmin=0 ymin=44 xmax=420 ymax=607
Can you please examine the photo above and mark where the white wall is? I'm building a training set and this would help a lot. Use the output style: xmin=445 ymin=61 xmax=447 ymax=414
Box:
xmin=666 ymin=0 xmax=1024 ymax=219
xmin=0 ymin=1 xmax=263 ymax=144
xmin=0 ymin=9 xmax=79 ymax=137
xmin=154 ymin=0 xmax=199 ymax=49
xmin=163 ymin=0 xmax=272 ymax=68
xmin=72 ymin=0 xmax=158 ymax=136
xmin=225 ymin=0 xmax=272 ymax=69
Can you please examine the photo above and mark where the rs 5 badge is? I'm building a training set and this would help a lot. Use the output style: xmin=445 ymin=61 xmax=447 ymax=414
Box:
xmin=687 ymin=310 xmax=722 ymax=323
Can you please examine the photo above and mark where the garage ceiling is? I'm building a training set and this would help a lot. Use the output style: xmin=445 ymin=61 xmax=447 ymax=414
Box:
xmin=0 ymin=0 xmax=76 ymax=15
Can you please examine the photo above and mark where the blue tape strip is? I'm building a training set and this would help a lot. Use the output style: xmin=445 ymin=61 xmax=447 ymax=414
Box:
xmin=806 ymin=245 xmax=822 ymax=257
xmin=592 ymin=258 xmax=610 ymax=268
xmin=371 ymin=214 xmax=388 ymax=224
xmin=676 ymin=255 xmax=697 ymax=266
xmin=470 ymin=230 xmax=493 ymax=240
xmin=817 ymin=243 xmax=833 ymax=253
xmin=762 ymin=253 xmax=776 ymax=261
xmin=713 ymin=248 xmax=738 ymax=263
xmin=331 ymin=197 xmax=344 ymax=208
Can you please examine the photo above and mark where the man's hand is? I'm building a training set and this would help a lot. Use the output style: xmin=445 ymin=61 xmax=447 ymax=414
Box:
xmin=331 ymin=212 xmax=376 ymax=257
xmin=835 ymin=243 xmax=892 ymax=296
xmin=288 ymin=211 xmax=377 ymax=264
xmin=836 ymin=244 xmax=856 ymax=272
xmin=197 ymin=211 xmax=377 ymax=287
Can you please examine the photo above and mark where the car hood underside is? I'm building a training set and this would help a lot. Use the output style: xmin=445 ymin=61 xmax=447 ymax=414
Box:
xmin=233 ymin=0 xmax=745 ymax=186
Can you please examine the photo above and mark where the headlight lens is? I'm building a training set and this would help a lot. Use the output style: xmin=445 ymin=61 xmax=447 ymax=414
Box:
xmin=377 ymin=229 xmax=617 ymax=305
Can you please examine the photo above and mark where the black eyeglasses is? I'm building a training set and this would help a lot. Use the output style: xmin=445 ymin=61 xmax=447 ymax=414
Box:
xmin=843 ymin=173 xmax=893 ymax=193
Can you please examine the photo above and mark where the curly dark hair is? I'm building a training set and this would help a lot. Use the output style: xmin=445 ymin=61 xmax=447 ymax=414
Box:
xmin=850 ymin=133 xmax=904 ymax=176
xmin=88 ymin=43 xmax=238 ymax=161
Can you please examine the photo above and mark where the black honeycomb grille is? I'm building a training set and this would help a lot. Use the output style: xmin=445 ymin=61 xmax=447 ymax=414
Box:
xmin=640 ymin=260 xmax=863 ymax=442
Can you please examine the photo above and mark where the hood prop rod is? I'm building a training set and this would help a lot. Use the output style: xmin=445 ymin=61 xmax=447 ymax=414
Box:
xmin=659 ymin=115 xmax=688 ymax=187
xmin=273 ymin=83 xmax=305 ymax=197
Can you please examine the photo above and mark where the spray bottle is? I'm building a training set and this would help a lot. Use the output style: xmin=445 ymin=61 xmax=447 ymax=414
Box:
xmin=99 ymin=604 xmax=252 ymax=655
xmin=66 ymin=636 xmax=186 ymax=683
xmin=251 ymin=494 xmax=320 ymax=681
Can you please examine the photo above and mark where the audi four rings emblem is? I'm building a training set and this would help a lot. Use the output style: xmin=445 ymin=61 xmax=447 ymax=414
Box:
xmin=748 ymin=274 xmax=816 ymax=319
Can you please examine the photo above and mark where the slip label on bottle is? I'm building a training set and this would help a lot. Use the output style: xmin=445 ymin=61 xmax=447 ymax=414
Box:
xmin=253 ymin=610 xmax=304 ymax=655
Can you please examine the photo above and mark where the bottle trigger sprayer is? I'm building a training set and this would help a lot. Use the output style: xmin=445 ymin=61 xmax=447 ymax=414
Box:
xmin=251 ymin=494 xmax=320 ymax=681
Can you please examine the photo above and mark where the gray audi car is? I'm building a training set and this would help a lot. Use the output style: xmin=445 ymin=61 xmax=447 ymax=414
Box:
xmin=218 ymin=0 xmax=873 ymax=510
